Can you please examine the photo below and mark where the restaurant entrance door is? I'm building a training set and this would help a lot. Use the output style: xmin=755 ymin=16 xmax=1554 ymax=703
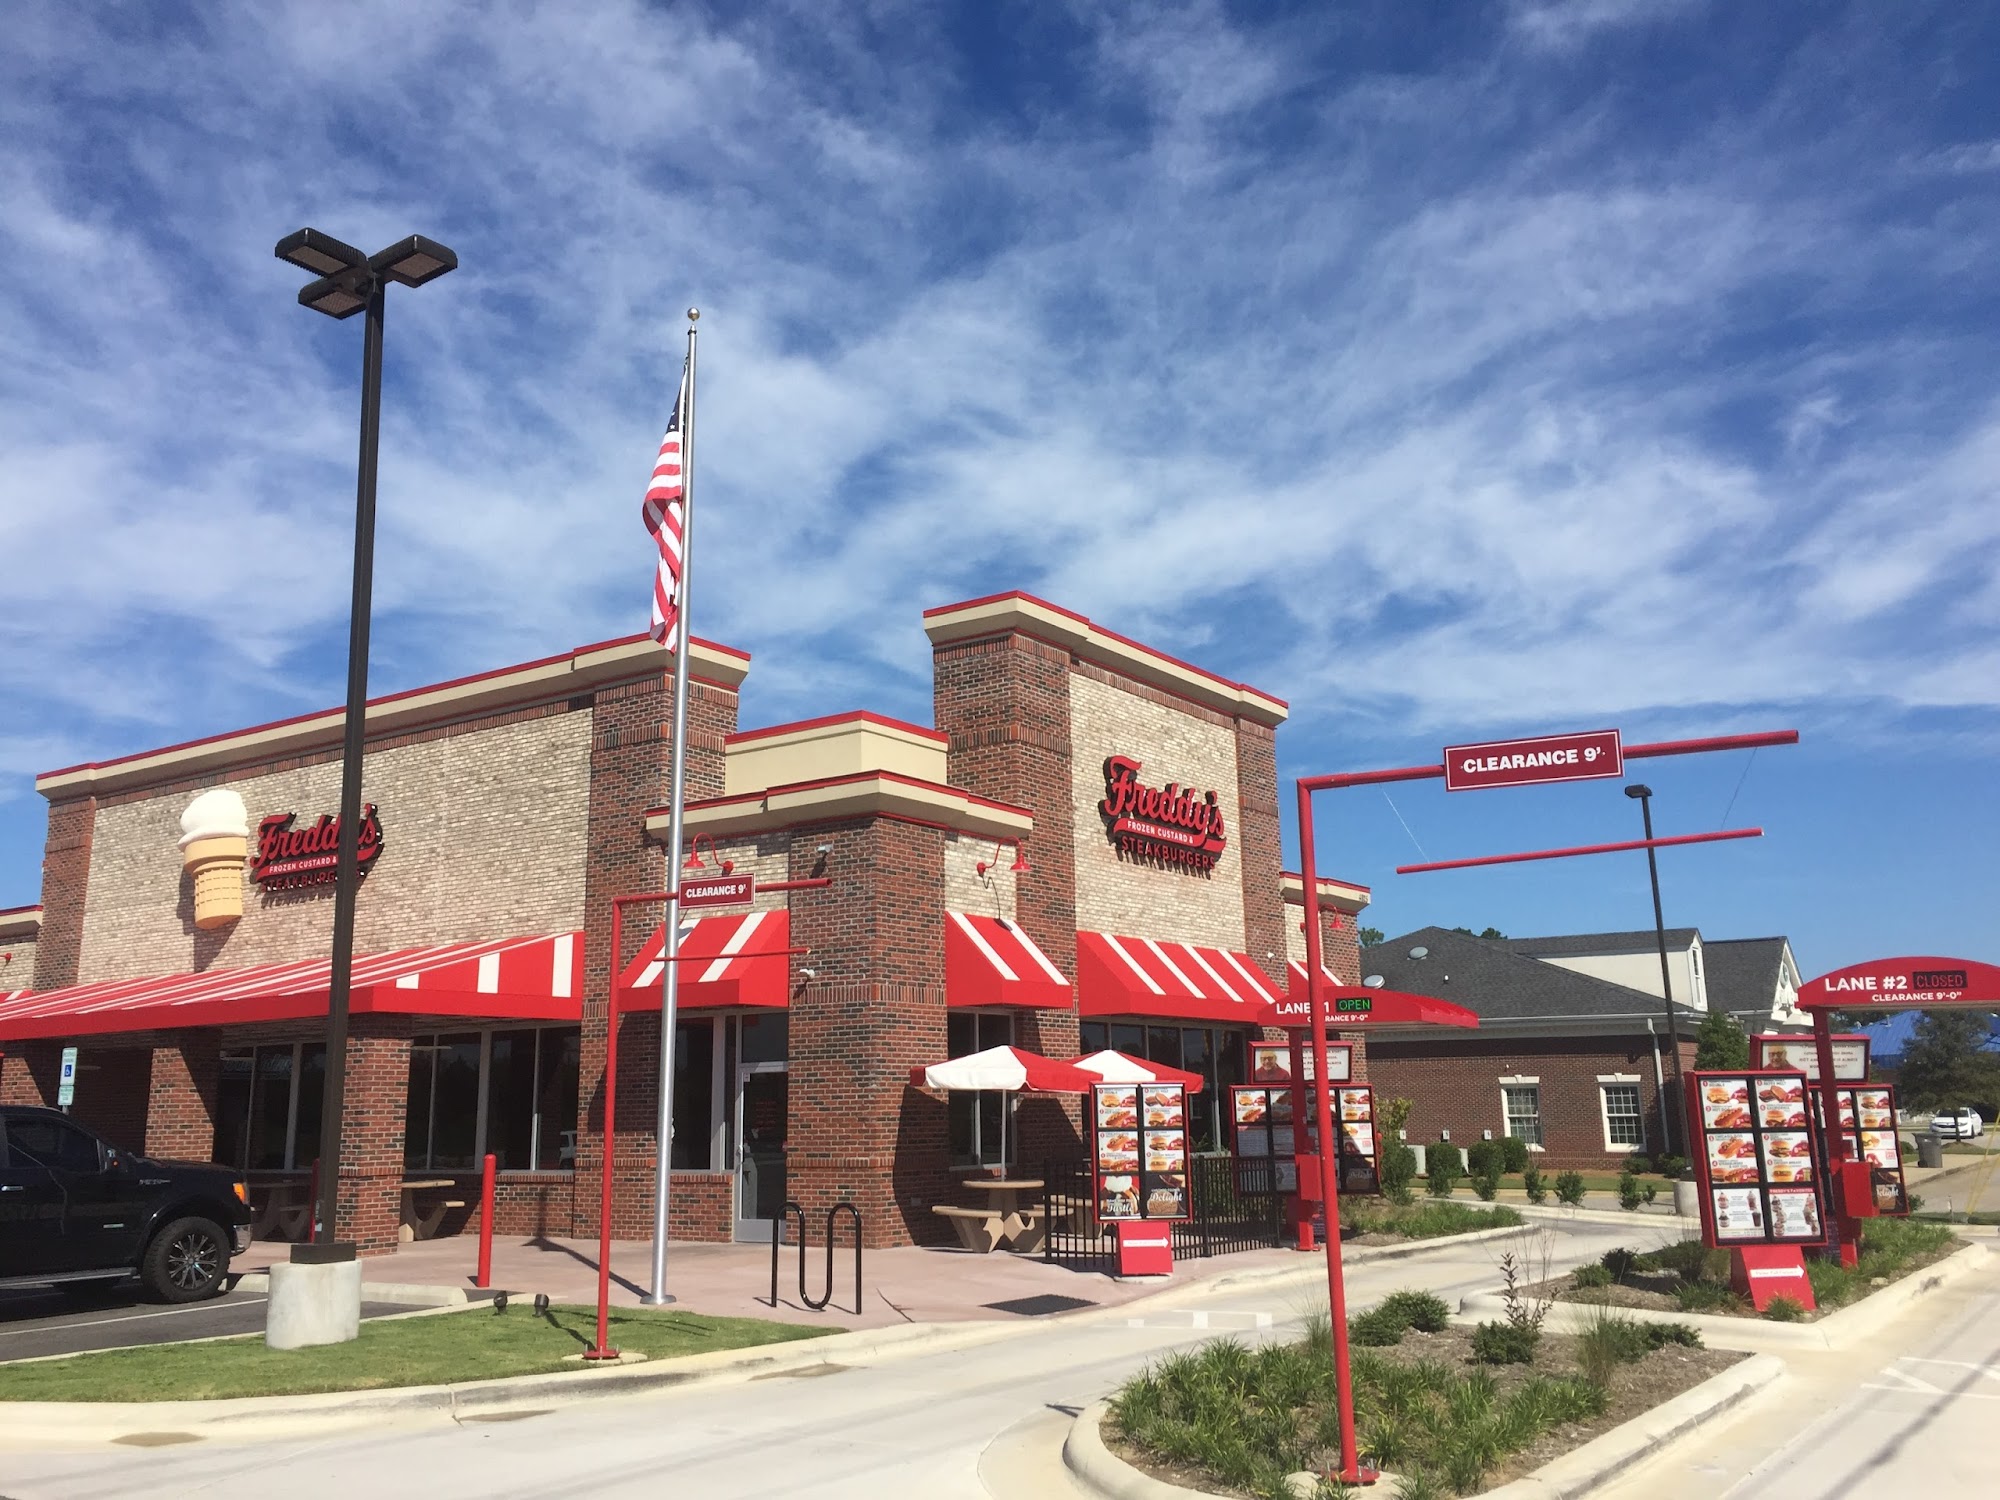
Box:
xmin=734 ymin=1063 xmax=788 ymax=1241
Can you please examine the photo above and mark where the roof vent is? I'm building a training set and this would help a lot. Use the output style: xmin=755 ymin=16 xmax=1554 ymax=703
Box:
xmin=1409 ymin=946 xmax=1429 ymax=960
xmin=1363 ymin=974 xmax=1386 ymax=989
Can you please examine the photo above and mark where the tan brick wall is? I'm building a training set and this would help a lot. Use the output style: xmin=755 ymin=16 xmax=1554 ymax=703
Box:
xmin=0 ymin=935 xmax=32 ymax=991
xmin=1069 ymin=673 xmax=1244 ymax=950
xmin=75 ymin=710 xmax=593 ymax=983
xmin=941 ymin=830 xmax=1018 ymax=923
xmin=713 ymin=833 xmax=795 ymax=914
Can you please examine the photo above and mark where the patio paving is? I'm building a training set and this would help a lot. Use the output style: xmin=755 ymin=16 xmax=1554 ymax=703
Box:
xmin=235 ymin=1232 xmax=1304 ymax=1329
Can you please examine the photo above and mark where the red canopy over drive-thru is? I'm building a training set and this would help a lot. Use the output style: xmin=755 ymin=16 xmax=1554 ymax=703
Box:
xmin=614 ymin=910 xmax=792 ymax=1011
xmin=0 ymin=934 xmax=583 ymax=1042
xmin=1259 ymin=985 xmax=1480 ymax=1030
xmin=1797 ymin=956 xmax=2000 ymax=1011
xmin=1064 ymin=1049 xmax=1207 ymax=1091
xmin=908 ymin=1045 xmax=1098 ymax=1094
xmin=944 ymin=911 xmax=1073 ymax=1009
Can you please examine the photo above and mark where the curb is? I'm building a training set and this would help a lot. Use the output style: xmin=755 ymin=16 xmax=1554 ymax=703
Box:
xmin=231 ymin=1272 xmax=470 ymax=1308
xmin=1457 ymin=1239 xmax=1989 ymax=1351
xmin=1514 ymin=1204 xmax=1700 ymax=1230
xmin=1192 ymin=1222 xmax=1535 ymax=1299
xmin=1061 ymin=1355 xmax=1786 ymax=1500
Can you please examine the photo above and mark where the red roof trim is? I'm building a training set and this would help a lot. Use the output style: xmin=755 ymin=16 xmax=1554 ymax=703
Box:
xmin=725 ymin=710 xmax=948 ymax=746
xmin=922 ymin=590 xmax=1091 ymax=625
xmin=0 ymin=904 xmax=41 ymax=918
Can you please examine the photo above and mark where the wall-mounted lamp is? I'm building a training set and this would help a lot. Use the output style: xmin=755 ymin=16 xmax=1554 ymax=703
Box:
xmin=684 ymin=832 xmax=733 ymax=874
xmin=977 ymin=838 xmax=1029 ymax=878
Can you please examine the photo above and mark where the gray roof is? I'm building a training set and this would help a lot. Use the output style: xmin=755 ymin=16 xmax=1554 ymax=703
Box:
xmin=1360 ymin=927 xmax=1675 ymax=1026
xmin=1703 ymin=937 xmax=1791 ymax=1023
xmin=1504 ymin=929 xmax=1699 ymax=958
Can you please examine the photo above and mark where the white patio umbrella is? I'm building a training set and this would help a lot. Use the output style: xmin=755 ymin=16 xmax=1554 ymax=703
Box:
xmin=908 ymin=1044 xmax=1096 ymax=1094
xmin=1064 ymin=1049 xmax=1206 ymax=1091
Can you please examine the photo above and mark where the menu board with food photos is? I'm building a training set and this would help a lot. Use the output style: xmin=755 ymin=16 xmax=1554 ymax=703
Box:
xmin=1687 ymin=1070 xmax=1827 ymax=1245
xmin=1092 ymin=1083 xmax=1191 ymax=1221
xmin=1250 ymin=1040 xmax=1352 ymax=1086
xmin=1230 ymin=1082 xmax=1379 ymax=1197
xmin=1811 ymin=1083 xmax=1910 ymax=1217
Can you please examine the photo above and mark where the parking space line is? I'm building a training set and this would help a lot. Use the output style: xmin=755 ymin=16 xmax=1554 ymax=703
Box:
xmin=0 ymin=1295 xmax=267 ymax=1338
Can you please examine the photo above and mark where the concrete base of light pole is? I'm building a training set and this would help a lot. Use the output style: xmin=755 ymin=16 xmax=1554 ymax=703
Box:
xmin=266 ymin=1244 xmax=362 ymax=1349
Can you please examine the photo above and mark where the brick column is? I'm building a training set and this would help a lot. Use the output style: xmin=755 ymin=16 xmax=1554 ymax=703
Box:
xmin=34 ymin=797 xmax=96 ymax=990
xmin=1236 ymin=720 xmax=1286 ymax=990
xmin=786 ymin=817 xmax=951 ymax=1247
xmin=932 ymin=631 xmax=1081 ymax=1166
xmin=145 ymin=1031 xmax=222 ymax=1160
xmin=0 ymin=1042 xmax=60 ymax=1107
xmin=333 ymin=1021 xmax=413 ymax=1254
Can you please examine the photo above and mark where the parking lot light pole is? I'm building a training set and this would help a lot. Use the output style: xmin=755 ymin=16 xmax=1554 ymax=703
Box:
xmin=275 ymin=229 xmax=457 ymax=1252
xmin=1625 ymin=784 xmax=1690 ymax=1156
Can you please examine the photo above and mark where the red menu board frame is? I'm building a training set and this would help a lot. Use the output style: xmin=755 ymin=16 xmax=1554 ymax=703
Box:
xmin=1230 ymin=1082 xmax=1379 ymax=1198
xmin=1812 ymin=1082 xmax=1910 ymax=1217
xmin=1686 ymin=1069 xmax=1828 ymax=1246
xmin=1091 ymin=1082 xmax=1192 ymax=1222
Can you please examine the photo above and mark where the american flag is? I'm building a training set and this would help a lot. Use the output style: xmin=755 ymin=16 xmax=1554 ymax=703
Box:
xmin=642 ymin=363 xmax=690 ymax=643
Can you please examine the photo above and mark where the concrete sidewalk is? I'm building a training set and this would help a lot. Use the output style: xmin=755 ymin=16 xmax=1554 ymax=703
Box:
xmin=234 ymin=1232 xmax=1309 ymax=1329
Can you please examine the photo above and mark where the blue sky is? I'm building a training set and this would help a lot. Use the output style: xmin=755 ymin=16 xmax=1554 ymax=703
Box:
xmin=2 ymin=1 xmax=1996 ymax=978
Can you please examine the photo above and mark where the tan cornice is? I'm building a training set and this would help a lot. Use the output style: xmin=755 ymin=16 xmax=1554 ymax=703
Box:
xmin=651 ymin=773 xmax=1035 ymax=842
xmin=1281 ymin=871 xmax=1372 ymax=915
xmin=37 ymin=634 xmax=749 ymax=799
xmin=922 ymin=592 xmax=1288 ymax=728
xmin=0 ymin=906 xmax=40 ymax=942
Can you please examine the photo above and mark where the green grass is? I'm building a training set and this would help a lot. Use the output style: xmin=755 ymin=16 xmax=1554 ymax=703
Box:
xmin=1110 ymin=1331 xmax=1606 ymax=1499
xmin=1914 ymin=1209 xmax=2000 ymax=1226
xmin=1805 ymin=1218 xmax=1958 ymax=1311
xmin=0 ymin=1304 xmax=829 ymax=1403
xmin=1343 ymin=1200 xmax=1524 ymax=1239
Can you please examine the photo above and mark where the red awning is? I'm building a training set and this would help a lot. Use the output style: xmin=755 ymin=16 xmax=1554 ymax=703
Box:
xmin=1287 ymin=957 xmax=1349 ymax=991
xmin=1076 ymin=931 xmax=1284 ymax=1024
xmin=1259 ymin=985 xmax=1479 ymax=1030
xmin=946 ymin=912 xmax=1071 ymax=1009
xmin=0 ymin=934 xmax=583 ymax=1043
xmin=616 ymin=910 xmax=792 ymax=1012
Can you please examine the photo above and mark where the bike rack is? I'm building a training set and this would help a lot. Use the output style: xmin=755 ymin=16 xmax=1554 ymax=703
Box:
xmin=768 ymin=1200 xmax=863 ymax=1315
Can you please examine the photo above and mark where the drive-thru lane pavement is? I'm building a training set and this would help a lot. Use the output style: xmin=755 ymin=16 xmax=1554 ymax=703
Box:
xmin=0 ymin=1282 xmax=410 ymax=1363
xmin=0 ymin=1216 xmax=1643 ymax=1499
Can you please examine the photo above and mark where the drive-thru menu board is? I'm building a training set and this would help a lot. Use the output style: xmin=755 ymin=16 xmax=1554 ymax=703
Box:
xmin=1753 ymin=1033 xmax=1869 ymax=1082
xmin=1812 ymin=1083 xmax=1910 ymax=1217
xmin=1092 ymin=1083 xmax=1191 ymax=1221
xmin=1250 ymin=1040 xmax=1352 ymax=1086
xmin=1687 ymin=1070 xmax=1827 ymax=1244
xmin=1230 ymin=1082 xmax=1380 ymax=1197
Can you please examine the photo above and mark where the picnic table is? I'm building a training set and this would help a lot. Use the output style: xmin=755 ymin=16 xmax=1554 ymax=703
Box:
xmin=931 ymin=1178 xmax=1047 ymax=1253
xmin=397 ymin=1178 xmax=465 ymax=1242
xmin=244 ymin=1174 xmax=314 ymax=1241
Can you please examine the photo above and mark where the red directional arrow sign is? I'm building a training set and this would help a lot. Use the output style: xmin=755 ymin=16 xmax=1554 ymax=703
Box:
xmin=1443 ymin=729 xmax=1624 ymax=792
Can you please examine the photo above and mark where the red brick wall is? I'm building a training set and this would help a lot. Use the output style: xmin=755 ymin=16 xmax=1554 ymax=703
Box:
xmin=0 ymin=1042 xmax=60 ymax=1108
xmin=1365 ymin=1032 xmax=1695 ymax=1169
xmin=33 ymin=797 xmax=95 ymax=990
xmin=144 ymin=1032 xmax=220 ymax=1161
xmin=1237 ymin=722 xmax=1286 ymax=992
xmin=334 ymin=1020 xmax=414 ymax=1254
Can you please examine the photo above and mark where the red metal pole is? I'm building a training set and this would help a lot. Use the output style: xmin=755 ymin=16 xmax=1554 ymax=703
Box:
xmin=586 ymin=899 xmax=625 ymax=1359
xmin=1812 ymin=1011 xmax=1857 ymax=1268
xmin=1297 ymin=780 xmax=1374 ymax=1487
xmin=1395 ymin=827 xmax=1762 ymax=875
xmin=475 ymin=1152 xmax=496 ymax=1289
xmin=1300 ymin=729 xmax=1800 ymax=794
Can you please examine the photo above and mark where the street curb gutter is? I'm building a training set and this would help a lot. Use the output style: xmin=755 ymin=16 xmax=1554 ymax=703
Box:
xmin=1061 ymin=1355 xmax=1787 ymax=1500
xmin=1457 ymin=1239 xmax=1988 ymax=1351
xmin=1193 ymin=1223 xmax=1535 ymax=1300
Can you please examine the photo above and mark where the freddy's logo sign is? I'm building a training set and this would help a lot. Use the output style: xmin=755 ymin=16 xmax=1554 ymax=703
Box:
xmin=251 ymin=805 xmax=385 ymax=890
xmin=1100 ymin=755 xmax=1227 ymax=873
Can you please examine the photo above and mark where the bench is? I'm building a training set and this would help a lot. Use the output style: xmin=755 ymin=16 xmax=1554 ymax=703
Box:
xmin=398 ymin=1180 xmax=468 ymax=1242
xmin=932 ymin=1204 xmax=1004 ymax=1253
xmin=1003 ymin=1205 xmax=1049 ymax=1255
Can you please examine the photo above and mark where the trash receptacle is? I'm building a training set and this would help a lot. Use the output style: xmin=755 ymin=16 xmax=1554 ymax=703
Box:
xmin=1917 ymin=1134 xmax=1944 ymax=1169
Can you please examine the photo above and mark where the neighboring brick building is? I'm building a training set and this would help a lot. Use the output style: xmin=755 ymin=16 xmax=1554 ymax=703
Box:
xmin=1 ymin=594 xmax=1380 ymax=1255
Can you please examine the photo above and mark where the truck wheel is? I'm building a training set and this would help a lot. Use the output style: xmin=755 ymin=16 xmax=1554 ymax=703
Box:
xmin=142 ymin=1217 xmax=229 ymax=1303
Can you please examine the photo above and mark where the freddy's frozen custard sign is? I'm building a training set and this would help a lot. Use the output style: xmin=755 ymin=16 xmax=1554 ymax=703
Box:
xmin=251 ymin=805 xmax=385 ymax=891
xmin=1100 ymin=755 xmax=1227 ymax=873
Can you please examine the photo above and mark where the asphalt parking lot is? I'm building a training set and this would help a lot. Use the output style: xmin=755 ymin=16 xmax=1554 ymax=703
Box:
xmin=0 ymin=1280 xmax=410 ymax=1363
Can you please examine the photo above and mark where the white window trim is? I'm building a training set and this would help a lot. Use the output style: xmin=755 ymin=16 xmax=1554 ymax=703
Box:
xmin=1499 ymin=1080 xmax=1544 ymax=1148
xmin=1598 ymin=1080 xmax=1647 ymax=1154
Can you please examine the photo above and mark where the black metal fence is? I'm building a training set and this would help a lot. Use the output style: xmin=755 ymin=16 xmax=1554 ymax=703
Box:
xmin=1042 ymin=1153 xmax=1283 ymax=1271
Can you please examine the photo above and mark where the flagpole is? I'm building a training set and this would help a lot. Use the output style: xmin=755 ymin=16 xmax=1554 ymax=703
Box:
xmin=645 ymin=308 xmax=698 ymax=1306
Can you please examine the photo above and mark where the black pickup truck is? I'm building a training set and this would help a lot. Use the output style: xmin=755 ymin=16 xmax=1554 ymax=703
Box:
xmin=0 ymin=1105 xmax=253 ymax=1302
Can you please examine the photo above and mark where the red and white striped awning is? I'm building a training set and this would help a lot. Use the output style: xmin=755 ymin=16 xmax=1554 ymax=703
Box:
xmin=1288 ymin=957 xmax=1346 ymax=991
xmin=0 ymin=934 xmax=582 ymax=1043
xmin=1064 ymin=1049 xmax=1207 ymax=1091
xmin=1076 ymin=932 xmax=1283 ymax=1024
xmin=945 ymin=912 xmax=1071 ymax=1009
xmin=909 ymin=1045 xmax=1096 ymax=1094
xmin=615 ymin=910 xmax=792 ymax=1012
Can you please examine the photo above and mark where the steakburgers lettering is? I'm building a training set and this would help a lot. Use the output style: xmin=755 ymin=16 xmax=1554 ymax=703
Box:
xmin=1100 ymin=755 xmax=1227 ymax=873
xmin=251 ymin=805 xmax=385 ymax=890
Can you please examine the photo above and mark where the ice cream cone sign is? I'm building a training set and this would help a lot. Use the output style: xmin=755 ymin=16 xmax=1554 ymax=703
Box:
xmin=180 ymin=789 xmax=250 ymax=930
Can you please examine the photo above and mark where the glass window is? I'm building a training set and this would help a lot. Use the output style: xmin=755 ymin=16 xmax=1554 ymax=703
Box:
xmin=1602 ymin=1084 xmax=1644 ymax=1149
xmin=535 ymin=1028 xmax=580 ymax=1170
xmin=1146 ymin=1027 xmax=1184 ymax=1070
xmin=1079 ymin=1021 xmax=1108 ymax=1054
xmin=1502 ymin=1085 xmax=1543 ymax=1146
xmin=1110 ymin=1023 xmax=1144 ymax=1058
xmin=947 ymin=1011 xmax=1014 ymax=1166
xmin=249 ymin=1047 xmax=294 ymax=1170
xmin=486 ymin=1030 xmax=539 ymax=1171
xmin=7 ymin=1115 xmax=102 ymax=1171
xmin=428 ymin=1034 xmax=482 ymax=1170
xmin=671 ymin=1019 xmax=713 ymax=1170
xmin=740 ymin=1013 xmax=787 ymax=1065
xmin=215 ymin=1050 xmax=253 ymax=1170
xmin=404 ymin=1038 xmax=437 ymax=1171
xmin=293 ymin=1044 xmax=325 ymax=1169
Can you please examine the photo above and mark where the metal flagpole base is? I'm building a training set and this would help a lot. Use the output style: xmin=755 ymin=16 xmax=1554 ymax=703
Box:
xmin=641 ymin=1292 xmax=677 ymax=1306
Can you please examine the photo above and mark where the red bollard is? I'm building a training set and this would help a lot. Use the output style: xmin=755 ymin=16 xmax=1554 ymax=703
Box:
xmin=476 ymin=1152 xmax=497 ymax=1288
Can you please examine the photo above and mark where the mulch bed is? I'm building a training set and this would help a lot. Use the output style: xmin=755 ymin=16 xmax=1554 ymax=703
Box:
xmin=1535 ymin=1237 xmax=1963 ymax=1321
xmin=1107 ymin=1324 xmax=1745 ymax=1497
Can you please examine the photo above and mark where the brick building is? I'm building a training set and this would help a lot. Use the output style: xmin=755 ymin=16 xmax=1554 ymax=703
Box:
xmin=0 ymin=592 xmax=1375 ymax=1254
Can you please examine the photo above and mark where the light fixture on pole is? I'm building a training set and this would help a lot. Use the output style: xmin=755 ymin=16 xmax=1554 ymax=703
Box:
xmin=976 ymin=839 xmax=1030 ymax=878
xmin=683 ymin=832 xmax=733 ymax=874
xmin=1625 ymin=784 xmax=1691 ymax=1155
xmin=276 ymin=227 xmax=457 ymax=1258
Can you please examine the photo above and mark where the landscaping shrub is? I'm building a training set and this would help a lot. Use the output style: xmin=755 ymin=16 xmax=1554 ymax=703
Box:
xmin=1554 ymin=1170 xmax=1587 ymax=1206
xmin=1600 ymin=1247 xmax=1641 ymax=1281
xmin=1466 ymin=1139 xmax=1504 ymax=1179
xmin=1656 ymin=1154 xmax=1689 ymax=1179
xmin=1652 ymin=1238 xmax=1727 ymax=1285
xmin=1473 ymin=1163 xmax=1501 ymax=1201
xmin=1763 ymin=1296 xmax=1807 ymax=1322
xmin=1522 ymin=1164 xmax=1548 ymax=1204
xmin=1379 ymin=1139 xmax=1419 ymax=1206
xmin=1471 ymin=1320 xmax=1540 ymax=1364
xmin=1617 ymin=1169 xmax=1644 ymax=1210
xmin=1572 ymin=1264 xmax=1613 ymax=1289
xmin=1426 ymin=1140 xmax=1464 ymax=1197
xmin=1622 ymin=1152 xmax=1655 ymax=1176
xmin=1500 ymin=1136 xmax=1531 ymax=1174
xmin=1379 ymin=1290 xmax=1452 ymax=1334
xmin=1345 ymin=1200 xmax=1524 ymax=1239
xmin=1675 ymin=1281 xmax=1746 ymax=1314
xmin=1641 ymin=1182 xmax=1659 ymax=1205
xmin=1350 ymin=1307 xmax=1407 ymax=1346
